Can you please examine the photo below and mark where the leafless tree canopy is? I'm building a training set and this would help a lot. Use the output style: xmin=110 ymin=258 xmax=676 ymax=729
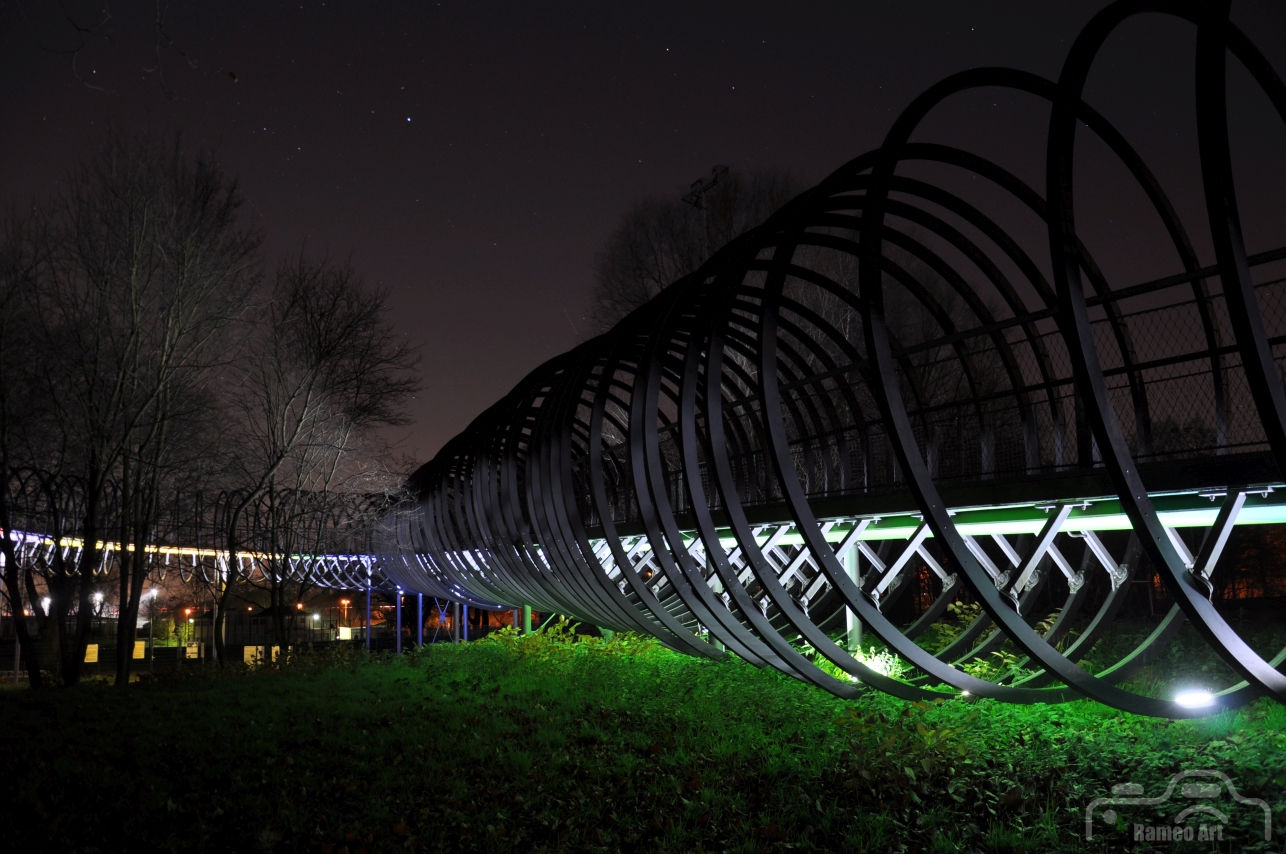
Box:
xmin=589 ymin=168 xmax=798 ymax=333
xmin=209 ymin=254 xmax=420 ymax=664
xmin=0 ymin=131 xmax=421 ymax=685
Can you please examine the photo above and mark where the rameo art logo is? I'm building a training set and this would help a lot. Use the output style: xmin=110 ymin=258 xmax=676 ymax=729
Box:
xmin=1084 ymin=769 xmax=1272 ymax=842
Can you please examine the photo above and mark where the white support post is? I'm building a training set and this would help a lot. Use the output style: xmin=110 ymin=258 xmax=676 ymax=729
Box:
xmin=845 ymin=542 xmax=862 ymax=652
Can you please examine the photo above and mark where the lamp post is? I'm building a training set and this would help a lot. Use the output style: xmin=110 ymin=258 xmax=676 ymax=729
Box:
xmin=181 ymin=608 xmax=192 ymax=668
xmin=146 ymin=589 xmax=158 ymax=673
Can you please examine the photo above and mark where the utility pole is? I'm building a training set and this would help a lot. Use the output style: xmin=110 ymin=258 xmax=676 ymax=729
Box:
xmin=681 ymin=165 xmax=729 ymax=260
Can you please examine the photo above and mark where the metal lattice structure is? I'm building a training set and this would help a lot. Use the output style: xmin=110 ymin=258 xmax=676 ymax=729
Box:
xmin=386 ymin=1 xmax=1286 ymax=718
xmin=1 ymin=466 xmax=397 ymax=593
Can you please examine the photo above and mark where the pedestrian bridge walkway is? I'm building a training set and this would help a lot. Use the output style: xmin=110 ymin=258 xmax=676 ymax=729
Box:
xmin=381 ymin=2 xmax=1286 ymax=718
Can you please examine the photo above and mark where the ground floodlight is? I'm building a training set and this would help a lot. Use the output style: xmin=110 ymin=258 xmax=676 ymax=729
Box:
xmin=1175 ymin=690 xmax=1215 ymax=709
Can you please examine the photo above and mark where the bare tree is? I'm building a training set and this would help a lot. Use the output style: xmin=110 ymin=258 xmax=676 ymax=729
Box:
xmin=1 ymin=133 xmax=419 ymax=682
xmin=589 ymin=167 xmax=798 ymax=332
xmin=9 ymin=132 xmax=260 ymax=685
xmin=212 ymin=254 xmax=419 ymax=663
xmin=0 ymin=207 xmax=50 ymax=685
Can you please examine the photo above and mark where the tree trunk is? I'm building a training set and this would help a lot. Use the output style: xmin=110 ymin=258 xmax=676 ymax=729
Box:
xmin=64 ymin=572 xmax=95 ymax=687
xmin=210 ymin=594 xmax=223 ymax=665
xmin=114 ymin=543 xmax=147 ymax=687
xmin=61 ymin=520 xmax=99 ymax=687
xmin=60 ymin=495 xmax=103 ymax=687
xmin=0 ymin=483 xmax=44 ymax=687
xmin=39 ymin=588 xmax=64 ymax=682
xmin=214 ymin=570 xmax=237 ymax=666
xmin=1 ymin=550 xmax=43 ymax=687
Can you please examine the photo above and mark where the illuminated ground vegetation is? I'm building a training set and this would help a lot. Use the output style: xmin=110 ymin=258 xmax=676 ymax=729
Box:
xmin=1 ymin=628 xmax=1284 ymax=853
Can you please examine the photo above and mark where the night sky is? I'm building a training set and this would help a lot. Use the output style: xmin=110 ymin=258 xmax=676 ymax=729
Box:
xmin=4 ymin=1 xmax=1285 ymax=464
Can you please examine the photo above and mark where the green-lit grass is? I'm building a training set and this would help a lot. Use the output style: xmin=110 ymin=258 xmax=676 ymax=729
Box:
xmin=1 ymin=628 xmax=1284 ymax=853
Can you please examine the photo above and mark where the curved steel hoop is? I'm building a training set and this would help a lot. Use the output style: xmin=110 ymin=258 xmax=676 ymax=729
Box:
xmin=393 ymin=0 xmax=1286 ymax=718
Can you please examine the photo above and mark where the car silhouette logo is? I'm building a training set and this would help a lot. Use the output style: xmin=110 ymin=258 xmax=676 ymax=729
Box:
xmin=1084 ymin=769 xmax=1271 ymax=841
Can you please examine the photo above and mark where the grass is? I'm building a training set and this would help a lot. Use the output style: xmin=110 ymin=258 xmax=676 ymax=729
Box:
xmin=0 ymin=622 xmax=1284 ymax=853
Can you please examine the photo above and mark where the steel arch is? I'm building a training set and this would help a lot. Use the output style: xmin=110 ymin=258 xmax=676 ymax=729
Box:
xmin=391 ymin=0 xmax=1286 ymax=718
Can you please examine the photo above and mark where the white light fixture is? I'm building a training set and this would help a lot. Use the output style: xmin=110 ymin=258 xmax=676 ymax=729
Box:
xmin=41 ymin=597 xmax=50 ymax=611
xmin=1175 ymin=689 xmax=1215 ymax=708
xmin=312 ymin=613 xmax=320 ymax=621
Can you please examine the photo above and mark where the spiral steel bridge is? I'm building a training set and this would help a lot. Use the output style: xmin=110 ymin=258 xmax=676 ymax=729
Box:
xmin=11 ymin=3 xmax=1279 ymax=715
xmin=375 ymin=1 xmax=1286 ymax=719
xmin=1 ymin=469 xmax=395 ymax=593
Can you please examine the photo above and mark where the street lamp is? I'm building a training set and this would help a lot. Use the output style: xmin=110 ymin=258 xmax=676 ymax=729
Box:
xmin=340 ymin=598 xmax=350 ymax=624
xmin=146 ymin=589 xmax=159 ymax=672
xmin=92 ymin=591 xmax=104 ymax=636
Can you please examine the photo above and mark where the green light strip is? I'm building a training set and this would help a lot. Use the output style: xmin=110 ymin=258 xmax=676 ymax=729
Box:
xmin=697 ymin=485 xmax=1286 ymax=548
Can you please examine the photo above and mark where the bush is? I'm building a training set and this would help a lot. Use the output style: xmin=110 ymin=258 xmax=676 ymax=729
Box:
xmin=477 ymin=616 xmax=659 ymax=661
